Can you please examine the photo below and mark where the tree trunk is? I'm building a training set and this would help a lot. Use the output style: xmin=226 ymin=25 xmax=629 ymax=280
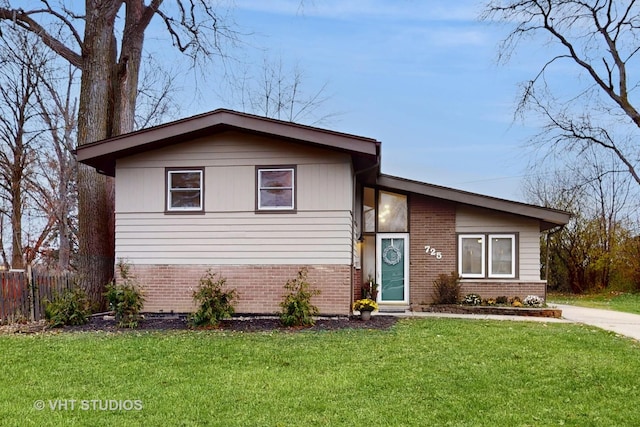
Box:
xmin=75 ymin=3 xmax=120 ymax=308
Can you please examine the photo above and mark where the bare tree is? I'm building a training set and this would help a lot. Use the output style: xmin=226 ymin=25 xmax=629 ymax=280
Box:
xmin=482 ymin=0 xmax=640 ymax=186
xmin=0 ymin=29 xmax=46 ymax=270
xmin=223 ymin=55 xmax=338 ymax=126
xmin=0 ymin=1 xmax=238 ymax=306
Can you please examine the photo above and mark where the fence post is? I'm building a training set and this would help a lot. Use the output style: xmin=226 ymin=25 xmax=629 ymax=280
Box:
xmin=26 ymin=264 xmax=35 ymax=321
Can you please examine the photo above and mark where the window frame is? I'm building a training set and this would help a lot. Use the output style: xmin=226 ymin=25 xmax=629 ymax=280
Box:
xmin=457 ymin=233 xmax=518 ymax=279
xmin=488 ymin=234 xmax=516 ymax=278
xmin=165 ymin=167 xmax=204 ymax=214
xmin=256 ymin=166 xmax=296 ymax=212
xmin=458 ymin=234 xmax=486 ymax=278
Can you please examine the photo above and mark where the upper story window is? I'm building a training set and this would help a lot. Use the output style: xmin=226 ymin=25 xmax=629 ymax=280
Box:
xmin=257 ymin=166 xmax=295 ymax=211
xmin=458 ymin=233 xmax=517 ymax=279
xmin=166 ymin=168 xmax=204 ymax=212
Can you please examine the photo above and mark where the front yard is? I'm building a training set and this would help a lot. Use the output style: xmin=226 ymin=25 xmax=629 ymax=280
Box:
xmin=548 ymin=292 xmax=640 ymax=315
xmin=1 ymin=318 xmax=639 ymax=426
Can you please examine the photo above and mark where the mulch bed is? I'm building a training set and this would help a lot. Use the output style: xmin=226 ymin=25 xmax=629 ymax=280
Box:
xmin=0 ymin=314 xmax=399 ymax=335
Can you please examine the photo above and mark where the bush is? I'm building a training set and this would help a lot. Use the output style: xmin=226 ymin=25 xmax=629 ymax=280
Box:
xmin=189 ymin=270 xmax=237 ymax=327
xmin=279 ymin=267 xmax=320 ymax=327
xmin=462 ymin=293 xmax=482 ymax=306
xmin=432 ymin=272 xmax=461 ymax=304
xmin=496 ymin=295 xmax=508 ymax=305
xmin=105 ymin=260 xmax=145 ymax=328
xmin=44 ymin=288 xmax=90 ymax=327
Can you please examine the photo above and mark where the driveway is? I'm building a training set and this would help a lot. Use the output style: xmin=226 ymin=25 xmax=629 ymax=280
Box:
xmin=551 ymin=304 xmax=640 ymax=341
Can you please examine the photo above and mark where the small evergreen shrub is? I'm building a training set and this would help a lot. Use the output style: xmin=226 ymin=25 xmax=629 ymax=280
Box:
xmin=105 ymin=260 xmax=145 ymax=328
xmin=189 ymin=270 xmax=237 ymax=327
xmin=44 ymin=288 xmax=90 ymax=327
xmin=462 ymin=293 xmax=482 ymax=306
xmin=432 ymin=272 xmax=461 ymax=304
xmin=279 ymin=267 xmax=320 ymax=327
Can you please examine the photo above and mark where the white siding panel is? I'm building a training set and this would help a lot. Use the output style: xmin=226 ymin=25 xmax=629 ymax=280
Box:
xmin=456 ymin=206 xmax=542 ymax=281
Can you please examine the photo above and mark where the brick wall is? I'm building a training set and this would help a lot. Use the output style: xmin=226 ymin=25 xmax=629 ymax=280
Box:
xmin=409 ymin=195 xmax=457 ymax=305
xmin=460 ymin=281 xmax=546 ymax=300
xmin=117 ymin=264 xmax=352 ymax=315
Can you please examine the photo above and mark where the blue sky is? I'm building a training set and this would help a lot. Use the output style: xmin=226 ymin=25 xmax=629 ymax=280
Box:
xmin=171 ymin=0 xmax=556 ymax=201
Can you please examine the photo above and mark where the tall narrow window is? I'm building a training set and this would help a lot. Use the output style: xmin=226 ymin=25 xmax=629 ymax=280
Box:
xmin=166 ymin=169 xmax=203 ymax=212
xmin=377 ymin=191 xmax=407 ymax=232
xmin=489 ymin=235 xmax=515 ymax=278
xmin=257 ymin=167 xmax=295 ymax=211
xmin=458 ymin=235 xmax=485 ymax=278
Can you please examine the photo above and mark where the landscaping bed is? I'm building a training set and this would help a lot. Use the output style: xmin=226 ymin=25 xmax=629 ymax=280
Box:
xmin=411 ymin=304 xmax=562 ymax=318
xmin=0 ymin=313 xmax=398 ymax=334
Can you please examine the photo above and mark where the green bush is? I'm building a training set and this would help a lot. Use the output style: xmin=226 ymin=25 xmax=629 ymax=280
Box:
xmin=431 ymin=272 xmax=461 ymax=304
xmin=189 ymin=270 xmax=237 ymax=327
xmin=105 ymin=260 xmax=145 ymax=328
xmin=279 ymin=267 xmax=320 ymax=327
xmin=44 ymin=287 xmax=90 ymax=327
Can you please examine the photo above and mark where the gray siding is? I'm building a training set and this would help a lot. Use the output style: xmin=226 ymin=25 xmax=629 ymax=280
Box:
xmin=114 ymin=132 xmax=354 ymax=265
xmin=456 ymin=206 xmax=542 ymax=281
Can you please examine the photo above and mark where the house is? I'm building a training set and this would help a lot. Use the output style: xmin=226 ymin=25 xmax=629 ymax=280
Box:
xmin=76 ymin=109 xmax=570 ymax=315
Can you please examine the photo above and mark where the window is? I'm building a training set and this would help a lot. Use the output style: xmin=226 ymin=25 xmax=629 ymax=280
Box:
xmin=458 ymin=234 xmax=517 ymax=279
xmin=458 ymin=235 xmax=485 ymax=278
xmin=166 ymin=168 xmax=203 ymax=212
xmin=377 ymin=191 xmax=408 ymax=232
xmin=257 ymin=167 xmax=295 ymax=211
xmin=489 ymin=235 xmax=515 ymax=278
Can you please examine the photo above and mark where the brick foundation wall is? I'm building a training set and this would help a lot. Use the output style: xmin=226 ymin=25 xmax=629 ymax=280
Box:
xmin=460 ymin=281 xmax=547 ymax=300
xmin=117 ymin=264 xmax=352 ymax=315
xmin=409 ymin=195 xmax=457 ymax=305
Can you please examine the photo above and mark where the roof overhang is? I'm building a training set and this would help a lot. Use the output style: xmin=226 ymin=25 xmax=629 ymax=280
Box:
xmin=76 ymin=109 xmax=381 ymax=176
xmin=376 ymin=174 xmax=571 ymax=231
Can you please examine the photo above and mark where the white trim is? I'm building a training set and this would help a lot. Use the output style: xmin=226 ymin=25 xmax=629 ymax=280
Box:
xmin=167 ymin=169 xmax=203 ymax=211
xmin=458 ymin=234 xmax=485 ymax=278
xmin=376 ymin=233 xmax=409 ymax=304
xmin=488 ymin=234 xmax=516 ymax=278
xmin=257 ymin=167 xmax=295 ymax=210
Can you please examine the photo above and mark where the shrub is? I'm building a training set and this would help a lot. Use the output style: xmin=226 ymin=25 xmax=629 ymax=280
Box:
xmin=462 ymin=293 xmax=482 ymax=306
xmin=510 ymin=296 xmax=523 ymax=307
xmin=105 ymin=260 xmax=145 ymax=328
xmin=432 ymin=272 xmax=461 ymax=305
xmin=189 ymin=270 xmax=237 ymax=327
xmin=44 ymin=288 xmax=90 ymax=327
xmin=496 ymin=295 xmax=508 ymax=305
xmin=523 ymin=295 xmax=545 ymax=307
xmin=279 ymin=267 xmax=320 ymax=327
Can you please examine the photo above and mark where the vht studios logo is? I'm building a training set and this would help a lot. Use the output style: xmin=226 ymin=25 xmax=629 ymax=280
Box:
xmin=34 ymin=399 xmax=143 ymax=411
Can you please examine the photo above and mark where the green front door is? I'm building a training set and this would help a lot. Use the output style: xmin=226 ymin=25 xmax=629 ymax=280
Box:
xmin=377 ymin=234 xmax=409 ymax=303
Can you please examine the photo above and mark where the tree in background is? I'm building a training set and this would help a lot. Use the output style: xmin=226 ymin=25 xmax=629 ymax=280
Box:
xmin=482 ymin=0 xmax=640 ymax=187
xmin=524 ymin=150 xmax=639 ymax=293
xmin=0 ymin=1 xmax=237 ymax=306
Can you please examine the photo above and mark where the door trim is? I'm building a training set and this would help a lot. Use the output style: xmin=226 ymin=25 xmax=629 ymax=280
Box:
xmin=376 ymin=233 xmax=409 ymax=305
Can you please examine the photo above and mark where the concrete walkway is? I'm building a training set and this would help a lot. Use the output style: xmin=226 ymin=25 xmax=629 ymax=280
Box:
xmin=385 ymin=305 xmax=640 ymax=341
xmin=551 ymin=304 xmax=640 ymax=341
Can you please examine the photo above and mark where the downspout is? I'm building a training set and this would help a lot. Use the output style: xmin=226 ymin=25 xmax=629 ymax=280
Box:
xmin=350 ymin=145 xmax=381 ymax=313
xmin=544 ymin=224 xmax=565 ymax=302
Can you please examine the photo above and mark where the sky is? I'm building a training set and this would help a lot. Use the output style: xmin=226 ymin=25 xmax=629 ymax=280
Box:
xmin=166 ymin=0 xmax=560 ymax=202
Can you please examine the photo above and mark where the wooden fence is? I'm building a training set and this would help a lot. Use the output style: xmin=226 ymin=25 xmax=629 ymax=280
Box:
xmin=0 ymin=270 xmax=75 ymax=324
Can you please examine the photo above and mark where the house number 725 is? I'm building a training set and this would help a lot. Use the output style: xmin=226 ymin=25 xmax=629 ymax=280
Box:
xmin=424 ymin=245 xmax=443 ymax=260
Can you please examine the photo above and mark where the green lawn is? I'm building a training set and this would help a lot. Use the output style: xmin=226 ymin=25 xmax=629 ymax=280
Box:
xmin=548 ymin=292 xmax=640 ymax=315
xmin=1 ymin=318 xmax=639 ymax=426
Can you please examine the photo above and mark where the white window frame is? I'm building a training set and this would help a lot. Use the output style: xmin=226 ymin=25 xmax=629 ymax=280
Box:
xmin=488 ymin=234 xmax=516 ymax=278
xmin=458 ymin=234 xmax=485 ymax=278
xmin=166 ymin=169 xmax=203 ymax=212
xmin=257 ymin=167 xmax=295 ymax=211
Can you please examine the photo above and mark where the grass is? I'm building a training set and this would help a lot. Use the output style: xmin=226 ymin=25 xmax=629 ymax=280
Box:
xmin=1 ymin=318 xmax=639 ymax=426
xmin=548 ymin=291 xmax=640 ymax=315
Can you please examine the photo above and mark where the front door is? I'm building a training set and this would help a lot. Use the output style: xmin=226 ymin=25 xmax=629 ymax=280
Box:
xmin=376 ymin=234 xmax=409 ymax=304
